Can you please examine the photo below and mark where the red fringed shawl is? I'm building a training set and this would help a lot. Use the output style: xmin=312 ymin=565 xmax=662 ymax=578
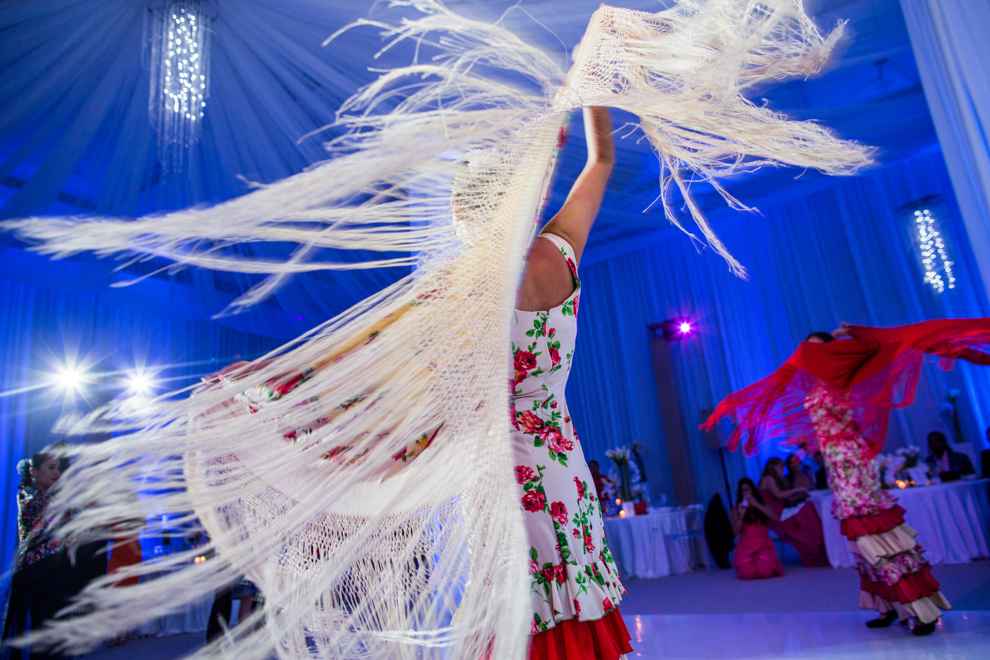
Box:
xmin=703 ymin=319 xmax=990 ymax=457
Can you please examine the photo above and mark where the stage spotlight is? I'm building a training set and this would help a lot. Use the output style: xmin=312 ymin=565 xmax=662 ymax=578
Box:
xmin=125 ymin=371 xmax=155 ymax=396
xmin=647 ymin=318 xmax=697 ymax=341
xmin=55 ymin=366 xmax=86 ymax=390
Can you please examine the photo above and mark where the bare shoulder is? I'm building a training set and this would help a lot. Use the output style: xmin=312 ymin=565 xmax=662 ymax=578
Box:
xmin=515 ymin=236 xmax=577 ymax=311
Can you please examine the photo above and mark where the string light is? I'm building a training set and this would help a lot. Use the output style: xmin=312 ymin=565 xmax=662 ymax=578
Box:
xmin=913 ymin=207 xmax=955 ymax=293
xmin=146 ymin=2 xmax=215 ymax=172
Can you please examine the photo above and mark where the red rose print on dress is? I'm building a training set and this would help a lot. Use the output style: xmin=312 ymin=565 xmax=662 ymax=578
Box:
xmin=515 ymin=350 xmax=537 ymax=372
xmin=584 ymin=528 xmax=595 ymax=554
xmin=517 ymin=410 xmax=544 ymax=434
xmin=550 ymin=501 xmax=568 ymax=525
xmin=573 ymin=295 xmax=580 ymax=316
xmin=573 ymin=598 xmax=581 ymax=617
xmin=541 ymin=566 xmax=555 ymax=584
xmin=602 ymin=597 xmax=613 ymax=611
xmin=553 ymin=563 xmax=567 ymax=584
xmin=545 ymin=427 xmax=574 ymax=453
xmin=515 ymin=465 xmax=537 ymax=484
xmin=548 ymin=345 xmax=561 ymax=367
xmin=574 ymin=477 xmax=585 ymax=499
xmin=521 ymin=490 xmax=546 ymax=512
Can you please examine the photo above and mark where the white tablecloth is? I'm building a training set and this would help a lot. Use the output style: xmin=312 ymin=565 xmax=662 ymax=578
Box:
xmin=602 ymin=506 xmax=708 ymax=580
xmin=808 ymin=478 xmax=990 ymax=568
xmin=135 ymin=591 xmax=212 ymax=637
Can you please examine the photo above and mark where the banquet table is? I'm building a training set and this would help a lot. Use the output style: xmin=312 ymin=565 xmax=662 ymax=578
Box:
xmin=808 ymin=478 xmax=990 ymax=569
xmin=135 ymin=590 xmax=213 ymax=637
xmin=602 ymin=505 xmax=709 ymax=580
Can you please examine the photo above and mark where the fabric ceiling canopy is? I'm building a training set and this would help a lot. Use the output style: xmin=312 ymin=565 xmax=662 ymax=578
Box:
xmin=0 ymin=0 xmax=939 ymax=338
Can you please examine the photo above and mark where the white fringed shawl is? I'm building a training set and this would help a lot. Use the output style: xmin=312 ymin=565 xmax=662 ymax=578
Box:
xmin=5 ymin=2 xmax=870 ymax=659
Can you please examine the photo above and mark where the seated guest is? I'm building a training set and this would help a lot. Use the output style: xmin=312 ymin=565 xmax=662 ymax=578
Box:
xmin=760 ymin=457 xmax=808 ymax=507
xmin=786 ymin=454 xmax=814 ymax=492
xmin=588 ymin=460 xmax=610 ymax=501
xmin=924 ymin=431 xmax=975 ymax=481
xmin=813 ymin=450 xmax=828 ymax=490
xmin=759 ymin=458 xmax=828 ymax=567
xmin=731 ymin=478 xmax=783 ymax=580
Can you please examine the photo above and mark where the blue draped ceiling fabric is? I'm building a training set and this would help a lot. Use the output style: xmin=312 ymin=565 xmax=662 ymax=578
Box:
xmin=1 ymin=0 xmax=989 ymax=560
xmin=900 ymin=0 xmax=990 ymax=307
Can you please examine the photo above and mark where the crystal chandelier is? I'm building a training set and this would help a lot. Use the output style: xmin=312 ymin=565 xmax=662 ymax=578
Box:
xmin=145 ymin=1 xmax=216 ymax=172
xmin=899 ymin=195 xmax=956 ymax=294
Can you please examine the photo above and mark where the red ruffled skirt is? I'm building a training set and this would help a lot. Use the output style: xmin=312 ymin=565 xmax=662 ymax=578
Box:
xmin=530 ymin=608 xmax=632 ymax=660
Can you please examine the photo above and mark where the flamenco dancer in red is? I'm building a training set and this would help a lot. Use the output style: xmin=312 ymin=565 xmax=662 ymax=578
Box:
xmin=705 ymin=319 xmax=990 ymax=636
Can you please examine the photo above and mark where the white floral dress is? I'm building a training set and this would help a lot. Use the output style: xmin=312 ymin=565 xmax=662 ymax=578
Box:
xmin=805 ymin=384 xmax=950 ymax=623
xmin=510 ymin=233 xmax=624 ymax=635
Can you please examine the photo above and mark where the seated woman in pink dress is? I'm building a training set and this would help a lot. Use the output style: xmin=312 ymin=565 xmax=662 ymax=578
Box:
xmin=731 ymin=478 xmax=784 ymax=580
xmin=758 ymin=458 xmax=829 ymax=567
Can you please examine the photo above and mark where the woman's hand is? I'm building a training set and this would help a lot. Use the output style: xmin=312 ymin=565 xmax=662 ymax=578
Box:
xmin=831 ymin=322 xmax=853 ymax=339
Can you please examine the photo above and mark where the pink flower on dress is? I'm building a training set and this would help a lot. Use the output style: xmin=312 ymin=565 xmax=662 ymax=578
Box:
xmin=515 ymin=465 xmax=537 ymax=485
xmin=545 ymin=428 xmax=573 ymax=453
xmin=572 ymin=528 xmax=582 ymax=538
xmin=602 ymin=597 xmax=613 ymax=611
xmin=584 ymin=529 xmax=595 ymax=554
xmin=550 ymin=501 xmax=568 ymax=525
xmin=529 ymin=558 xmax=540 ymax=575
xmin=521 ymin=490 xmax=546 ymax=513
xmin=517 ymin=410 xmax=544 ymax=434
xmin=573 ymin=598 xmax=581 ymax=618
xmin=514 ymin=350 xmax=537 ymax=384
xmin=553 ymin=563 xmax=567 ymax=584
xmin=531 ymin=618 xmax=540 ymax=634
xmin=574 ymin=477 xmax=585 ymax=499
xmin=573 ymin=295 xmax=580 ymax=317
xmin=391 ymin=446 xmax=408 ymax=461
xmin=548 ymin=345 xmax=561 ymax=367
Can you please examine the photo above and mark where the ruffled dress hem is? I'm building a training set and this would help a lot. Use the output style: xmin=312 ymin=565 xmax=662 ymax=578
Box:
xmin=530 ymin=608 xmax=632 ymax=660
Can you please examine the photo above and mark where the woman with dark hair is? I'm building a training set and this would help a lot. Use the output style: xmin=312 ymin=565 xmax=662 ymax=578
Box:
xmin=731 ymin=478 xmax=783 ymax=580
xmin=786 ymin=454 xmax=814 ymax=492
xmin=1 ymin=449 xmax=69 ymax=659
xmin=706 ymin=319 xmax=990 ymax=636
xmin=757 ymin=458 xmax=827 ymax=567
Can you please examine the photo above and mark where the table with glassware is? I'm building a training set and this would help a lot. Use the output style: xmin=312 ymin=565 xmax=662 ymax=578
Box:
xmin=602 ymin=504 xmax=709 ymax=580
xmin=808 ymin=478 xmax=990 ymax=569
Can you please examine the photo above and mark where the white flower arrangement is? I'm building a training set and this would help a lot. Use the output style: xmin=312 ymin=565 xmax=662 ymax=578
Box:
xmin=896 ymin=445 xmax=921 ymax=468
xmin=605 ymin=446 xmax=631 ymax=465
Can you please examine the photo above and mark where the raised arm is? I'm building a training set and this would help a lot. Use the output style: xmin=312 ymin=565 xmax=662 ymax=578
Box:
xmin=541 ymin=106 xmax=614 ymax=266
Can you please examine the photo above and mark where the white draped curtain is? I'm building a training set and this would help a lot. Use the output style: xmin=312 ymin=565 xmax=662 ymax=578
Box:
xmin=567 ymin=148 xmax=990 ymax=505
xmin=900 ymin=0 xmax=990 ymax=305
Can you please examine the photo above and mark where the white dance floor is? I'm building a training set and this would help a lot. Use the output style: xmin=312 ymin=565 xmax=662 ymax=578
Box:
xmin=83 ymin=611 xmax=990 ymax=659
xmin=626 ymin=611 xmax=990 ymax=659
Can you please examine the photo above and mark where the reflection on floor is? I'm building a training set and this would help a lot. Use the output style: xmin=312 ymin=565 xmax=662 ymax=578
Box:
xmin=81 ymin=562 xmax=990 ymax=659
xmin=82 ymin=611 xmax=990 ymax=660
xmin=626 ymin=611 xmax=990 ymax=659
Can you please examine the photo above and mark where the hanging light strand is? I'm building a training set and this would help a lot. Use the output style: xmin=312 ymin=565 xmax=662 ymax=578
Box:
xmin=914 ymin=206 xmax=956 ymax=293
xmin=145 ymin=1 xmax=215 ymax=173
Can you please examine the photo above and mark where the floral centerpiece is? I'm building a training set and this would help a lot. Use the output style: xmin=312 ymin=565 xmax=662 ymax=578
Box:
xmin=896 ymin=446 xmax=921 ymax=469
xmin=605 ymin=445 xmax=635 ymax=502
xmin=895 ymin=446 xmax=928 ymax=486
xmin=940 ymin=389 xmax=964 ymax=443
xmin=630 ymin=440 xmax=648 ymax=483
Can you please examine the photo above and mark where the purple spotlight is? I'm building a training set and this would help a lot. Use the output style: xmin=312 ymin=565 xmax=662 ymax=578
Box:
xmin=679 ymin=321 xmax=692 ymax=334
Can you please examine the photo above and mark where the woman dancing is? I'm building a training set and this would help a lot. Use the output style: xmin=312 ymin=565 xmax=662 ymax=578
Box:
xmin=5 ymin=3 xmax=872 ymax=659
xmin=706 ymin=319 xmax=990 ymax=636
